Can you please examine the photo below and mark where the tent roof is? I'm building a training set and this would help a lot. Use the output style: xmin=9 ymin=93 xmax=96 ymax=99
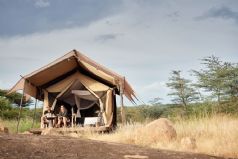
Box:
xmin=9 ymin=50 xmax=137 ymax=103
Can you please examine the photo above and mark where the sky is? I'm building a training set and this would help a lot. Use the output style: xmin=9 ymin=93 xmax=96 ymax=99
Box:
xmin=0 ymin=0 xmax=238 ymax=105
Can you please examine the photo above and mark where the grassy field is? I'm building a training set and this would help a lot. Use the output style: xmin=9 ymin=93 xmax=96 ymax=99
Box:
xmin=82 ymin=115 xmax=238 ymax=158
xmin=0 ymin=118 xmax=40 ymax=133
xmin=1 ymin=115 xmax=238 ymax=158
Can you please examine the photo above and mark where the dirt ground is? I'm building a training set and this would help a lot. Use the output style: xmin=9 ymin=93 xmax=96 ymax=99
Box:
xmin=0 ymin=134 xmax=225 ymax=159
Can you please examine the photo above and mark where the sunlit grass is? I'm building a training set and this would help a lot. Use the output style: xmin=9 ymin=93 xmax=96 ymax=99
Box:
xmin=1 ymin=115 xmax=238 ymax=158
xmin=81 ymin=115 xmax=238 ymax=158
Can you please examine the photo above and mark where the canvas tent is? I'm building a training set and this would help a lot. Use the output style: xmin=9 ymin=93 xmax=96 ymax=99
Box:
xmin=9 ymin=50 xmax=137 ymax=129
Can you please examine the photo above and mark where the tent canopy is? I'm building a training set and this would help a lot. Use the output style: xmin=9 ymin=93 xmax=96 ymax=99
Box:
xmin=8 ymin=50 xmax=137 ymax=103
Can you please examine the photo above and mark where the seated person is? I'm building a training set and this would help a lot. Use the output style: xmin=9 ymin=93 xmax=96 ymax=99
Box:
xmin=56 ymin=105 xmax=68 ymax=127
xmin=41 ymin=107 xmax=55 ymax=128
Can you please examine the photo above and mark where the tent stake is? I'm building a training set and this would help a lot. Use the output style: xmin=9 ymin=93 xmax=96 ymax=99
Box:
xmin=16 ymin=89 xmax=25 ymax=133
xmin=31 ymin=99 xmax=38 ymax=128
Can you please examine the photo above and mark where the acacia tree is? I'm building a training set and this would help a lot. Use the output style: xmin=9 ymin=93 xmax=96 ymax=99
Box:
xmin=192 ymin=56 xmax=238 ymax=103
xmin=0 ymin=89 xmax=33 ymax=107
xmin=223 ymin=64 xmax=238 ymax=98
xmin=166 ymin=70 xmax=199 ymax=108
xmin=148 ymin=97 xmax=162 ymax=106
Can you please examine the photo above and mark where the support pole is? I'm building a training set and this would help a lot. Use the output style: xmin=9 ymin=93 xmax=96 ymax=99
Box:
xmin=71 ymin=107 xmax=74 ymax=128
xmin=16 ymin=89 xmax=25 ymax=133
xmin=31 ymin=99 xmax=38 ymax=128
xmin=43 ymin=90 xmax=49 ymax=114
xmin=120 ymin=92 xmax=126 ymax=125
xmin=120 ymin=77 xmax=126 ymax=125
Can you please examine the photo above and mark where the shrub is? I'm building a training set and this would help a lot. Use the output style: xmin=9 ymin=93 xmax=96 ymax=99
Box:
xmin=0 ymin=96 xmax=11 ymax=118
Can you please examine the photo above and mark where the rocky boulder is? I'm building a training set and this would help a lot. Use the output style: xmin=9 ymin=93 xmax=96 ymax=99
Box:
xmin=139 ymin=118 xmax=177 ymax=144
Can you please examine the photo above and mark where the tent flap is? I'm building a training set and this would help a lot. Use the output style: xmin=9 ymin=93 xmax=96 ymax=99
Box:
xmin=8 ymin=78 xmax=25 ymax=94
xmin=8 ymin=78 xmax=37 ymax=98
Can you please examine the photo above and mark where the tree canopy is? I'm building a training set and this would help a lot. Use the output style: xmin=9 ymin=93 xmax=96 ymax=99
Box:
xmin=166 ymin=70 xmax=199 ymax=108
xmin=193 ymin=56 xmax=238 ymax=103
xmin=0 ymin=89 xmax=33 ymax=107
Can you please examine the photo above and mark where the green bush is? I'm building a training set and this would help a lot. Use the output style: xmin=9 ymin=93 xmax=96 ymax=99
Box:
xmin=218 ymin=98 xmax=238 ymax=115
xmin=2 ymin=109 xmax=19 ymax=119
xmin=139 ymin=105 xmax=163 ymax=119
xmin=116 ymin=100 xmax=238 ymax=123
xmin=0 ymin=96 xmax=11 ymax=118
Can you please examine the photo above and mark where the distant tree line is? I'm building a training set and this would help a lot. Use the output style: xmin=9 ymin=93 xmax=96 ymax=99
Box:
xmin=121 ymin=56 xmax=238 ymax=122
xmin=152 ymin=56 xmax=238 ymax=108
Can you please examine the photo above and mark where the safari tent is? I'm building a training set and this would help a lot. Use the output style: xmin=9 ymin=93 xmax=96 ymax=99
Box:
xmin=9 ymin=50 xmax=136 ymax=130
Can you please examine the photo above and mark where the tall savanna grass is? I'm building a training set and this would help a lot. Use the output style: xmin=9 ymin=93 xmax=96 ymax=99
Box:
xmin=82 ymin=115 xmax=238 ymax=158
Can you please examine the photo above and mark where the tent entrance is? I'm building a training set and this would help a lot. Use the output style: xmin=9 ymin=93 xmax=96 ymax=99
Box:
xmin=45 ymin=72 xmax=115 ymax=127
xmin=52 ymin=80 xmax=103 ymax=121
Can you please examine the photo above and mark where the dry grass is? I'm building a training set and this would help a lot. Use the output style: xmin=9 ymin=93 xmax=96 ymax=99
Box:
xmin=82 ymin=115 xmax=238 ymax=158
xmin=1 ymin=115 xmax=237 ymax=158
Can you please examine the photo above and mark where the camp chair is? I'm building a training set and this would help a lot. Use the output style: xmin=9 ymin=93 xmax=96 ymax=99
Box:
xmin=43 ymin=117 xmax=56 ymax=128
xmin=43 ymin=121 xmax=48 ymax=128
xmin=41 ymin=116 xmax=50 ymax=128
xmin=56 ymin=116 xmax=69 ymax=128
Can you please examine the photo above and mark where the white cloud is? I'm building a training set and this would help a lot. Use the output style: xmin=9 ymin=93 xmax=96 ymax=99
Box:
xmin=34 ymin=0 xmax=50 ymax=8
xmin=137 ymin=81 xmax=171 ymax=104
xmin=143 ymin=81 xmax=165 ymax=92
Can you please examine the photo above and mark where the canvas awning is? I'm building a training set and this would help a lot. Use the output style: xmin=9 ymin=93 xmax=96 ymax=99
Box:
xmin=8 ymin=50 xmax=137 ymax=103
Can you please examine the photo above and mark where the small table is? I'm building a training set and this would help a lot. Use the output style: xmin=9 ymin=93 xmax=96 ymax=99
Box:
xmin=46 ymin=116 xmax=57 ymax=128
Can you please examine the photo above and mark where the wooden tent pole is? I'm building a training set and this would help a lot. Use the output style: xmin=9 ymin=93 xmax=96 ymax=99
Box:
xmin=16 ymin=85 xmax=25 ymax=133
xmin=71 ymin=107 xmax=74 ymax=127
xmin=31 ymin=99 xmax=38 ymax=128
xmin=120 ymin=77 xmax=126 ymax=125
xmin=120 ymin=92 xmax=126 ymax=125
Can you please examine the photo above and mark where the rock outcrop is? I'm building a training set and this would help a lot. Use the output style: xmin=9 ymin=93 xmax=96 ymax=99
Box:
xmin=139 ymin=118 xmax=177 ymax=144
